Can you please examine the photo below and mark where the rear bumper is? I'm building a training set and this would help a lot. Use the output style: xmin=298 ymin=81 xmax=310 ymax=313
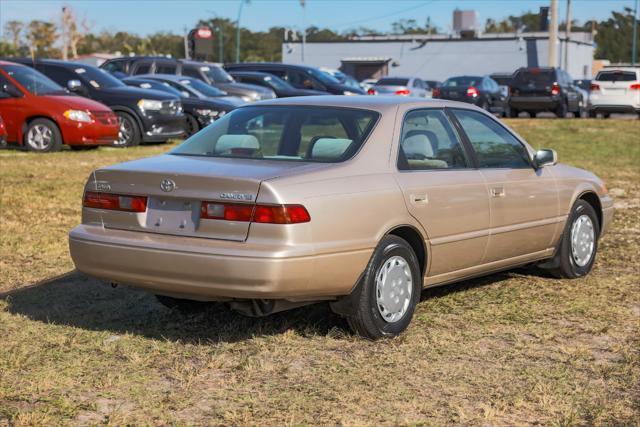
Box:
xmin=68 ymin=225 xmax=370 ymax=301
xmin=509 ymin=96 xmax=559 ymax=111
xmin=588 ymin=104 xmax=639 ymax=114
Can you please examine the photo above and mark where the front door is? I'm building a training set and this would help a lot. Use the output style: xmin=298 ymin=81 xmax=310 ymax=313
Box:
xmin=451 ymin=109 xmax=560 ymax=263
xmin=0 ymin=71 xmax=19 ymax=142
xmin=393 ymin=108 xmax=490 ymax=278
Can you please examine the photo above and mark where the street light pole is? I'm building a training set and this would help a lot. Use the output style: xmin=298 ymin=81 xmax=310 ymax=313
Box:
xmin=548 ymin=0 xmax=558 ymax=67
xmin=564 ymin=0 xmax=572 ymax=70
xmin=235 ymin=0 xmax=245 ymax=63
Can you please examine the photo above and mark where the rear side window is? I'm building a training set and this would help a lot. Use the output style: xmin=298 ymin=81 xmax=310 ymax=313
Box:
xmin=133 ymin=62 xmax=151 ymax=75
xmin=398 ymin=109 xmax=469 ymax=170
xmin=595 ymin=71 xmax=637 ymax=82
xmin=453 ymin=109 xmax=531 ymax=169
xmin=181 ymin=66 xmax=202 ymax=79
xmin=171 ymin=106 xmax=379 ymax=163
xmin=102 ymin=60 xmax=127 ymax=74
xmin=512 ymin=69 xmax=555 ymax=87
xmin=156 ymin=63 xmax=177 ymax=74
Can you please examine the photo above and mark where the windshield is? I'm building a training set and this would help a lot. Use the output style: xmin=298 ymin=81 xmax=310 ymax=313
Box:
xmin=376 ymin=78 xmax=409 ymax=86
xmin=73 ymin=65 xmax=124 ymax=89
xmin=596 ymin=71 xmax=637 ymax=82
xmin=171 ymin=106 xmax=379 ymax=163
xmin=443 ymin=77 xmax=481 ymax=87
xmin=178 ymin=78 xmax=226 ymax=97
xmin=262 ymin=75 xmax=290 ymax=91
xmin=128 ymin=79 xmax=183 ymax=97
xmin=3 ymin=64 xmax=64 ymax=95
xmin=201 ymin=66 xmax=234 ymax=83
xmin=306 ymin=68 xmax=340 ymax=85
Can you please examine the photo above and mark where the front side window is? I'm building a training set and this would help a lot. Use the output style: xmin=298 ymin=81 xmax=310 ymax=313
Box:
xmin=398 ymin=109 xmax=469 ymax=170
xmin=171 ymin=106 xmax=378 ymax=163
xmin=453 ymin=109 xmax=531 ymax=169
xmin=2 ymin=65 xmax=63 ymax=95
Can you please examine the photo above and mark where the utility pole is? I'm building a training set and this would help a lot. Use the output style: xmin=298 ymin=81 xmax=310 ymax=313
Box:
xmin=217 ymin=27 xmax=224 ymax=63
xmin=564 ymin=0 xmax=572 ymax=70
xmin=183 ymin=26 xmax=190 ymax=60
xmin=633 ymin=0 xmax=638 ymax=65
xmin=300 ymin=0 xmax=306 ymax=63
xmin=548 ymin=0 xmax=558 ymax=67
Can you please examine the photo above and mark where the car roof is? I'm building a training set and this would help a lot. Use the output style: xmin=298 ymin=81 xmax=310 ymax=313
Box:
xmin=229 ymin=70 xmax=271 ymax=77
xmin=3 ymin=58 xmax=99 ymax=69
xmin=252 ymin=95 xmax=480 ymax=112
xmin=227 ymin=62 xmax=315 ymax=71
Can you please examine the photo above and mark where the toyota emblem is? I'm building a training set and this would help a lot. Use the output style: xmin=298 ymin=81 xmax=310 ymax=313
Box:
xmin=160 ymin=178 xmax=176 ymax=192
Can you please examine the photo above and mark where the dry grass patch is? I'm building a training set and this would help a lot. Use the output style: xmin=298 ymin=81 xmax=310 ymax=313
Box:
xmin=0 ymin=119 xmax=639 ymax=425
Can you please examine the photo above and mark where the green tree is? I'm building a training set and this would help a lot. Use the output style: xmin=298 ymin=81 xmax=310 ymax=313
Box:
xmin=25 ymin=20 xmax=59 ymax=57
xmin=592 ymin=8 xmax=640 ymax=62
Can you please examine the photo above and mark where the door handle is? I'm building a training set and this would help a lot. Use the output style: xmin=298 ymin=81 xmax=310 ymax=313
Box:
xmin=490 ymin=187 xmax=506 ymax=198
xmin=410 ymin=194 xmax=428 ymax=204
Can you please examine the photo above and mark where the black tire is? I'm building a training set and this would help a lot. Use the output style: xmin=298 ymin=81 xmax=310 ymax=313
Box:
xmin=501 ymin=105 xmax=511 ymax=118
xmin=547 ymin=200 xmax=600 ymax=279
xmin=155 ymin=295 xmax=210 ymax=312
xmin=70 ymin=145 xmax=99 ymax=151
xmin=508 ymin=107 xmax=519 ymax=118
xmin=588 ymin=110 xmax=597 ymax=118
xmin=555 ymin=101 xmax=568 ymax=118
xmin=346 ymin=235 xmax=422 ymax=340
xmin=574 ymin=105 xmax=584 ymax=118
xmin=480 ymin=99 xmax=489 ymax=111
xmin=114 ymin=112 xmax=141 ymax=147
xmin=23 ymin=118 xmax=62 ymax=152
xmin=184 ymin=114 xmax=200 ymax=137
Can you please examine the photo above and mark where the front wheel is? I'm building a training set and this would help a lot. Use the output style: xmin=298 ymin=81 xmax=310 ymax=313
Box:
xmin=345 ymin=235 xmax=421 ymax=339
xmin=547 ymin=200 xmax=599 ymax=279
xmin=114 ymin=112 xmax=141 ymax=147
xmin=24 ymin=118 xmax=62 ymax=152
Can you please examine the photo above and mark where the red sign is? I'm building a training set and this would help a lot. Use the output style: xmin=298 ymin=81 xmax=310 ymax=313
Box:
xmin=196 ymin=27 xmax=213 ymax=39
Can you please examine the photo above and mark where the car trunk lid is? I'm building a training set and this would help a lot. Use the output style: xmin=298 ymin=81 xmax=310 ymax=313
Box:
xmin=87 ymin=154 xmax=319 ymax=241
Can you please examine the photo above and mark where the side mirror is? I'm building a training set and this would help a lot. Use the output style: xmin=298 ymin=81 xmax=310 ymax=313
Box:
xmin=2 ymin=83 xmax=23 ymax=98
xmin=533 ymin=149 xmax=557 ymax=168
xmin=67 ymin=79 xmax=83 ymax=92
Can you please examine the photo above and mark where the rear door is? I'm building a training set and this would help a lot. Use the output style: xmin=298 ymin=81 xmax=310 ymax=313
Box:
xmin=451 ymin=109 xmax=560 ymax=262
xmin=393 ymin=108 xmax=490 ymax=277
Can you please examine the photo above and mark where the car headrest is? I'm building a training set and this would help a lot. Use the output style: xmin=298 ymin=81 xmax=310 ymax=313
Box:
xmin=310 ymin=138 xmax=353 ymax=160
xmin=402 ymin=134 xmax=434 ymax=158
xmin=215 ymin=134 xmax=259 ymax=154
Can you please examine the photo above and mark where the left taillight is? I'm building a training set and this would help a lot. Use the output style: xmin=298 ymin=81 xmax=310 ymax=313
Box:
xmin=395 ymin=89 xmax=411 ymax=96
xmin=200 ymin=202 xmax=310 ymax=224
xmin=551 ymin=82 xmax=561 ymax=95
xmin=466 ymin=86 xmax=479 ymax=97
xmin=83 ymin=191 xmax=147 ymax=212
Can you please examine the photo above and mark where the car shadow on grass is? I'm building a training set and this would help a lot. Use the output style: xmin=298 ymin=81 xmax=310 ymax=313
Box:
xmin=1 ymin=267 xmax=550 ymax=343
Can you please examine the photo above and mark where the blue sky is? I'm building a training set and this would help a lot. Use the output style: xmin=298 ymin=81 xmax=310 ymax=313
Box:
xmin=0 ymin=0 xmax=634 ymax=36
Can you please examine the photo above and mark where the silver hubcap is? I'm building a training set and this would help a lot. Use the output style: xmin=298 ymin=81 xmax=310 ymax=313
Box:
xmin=570 ymin=214 xmax=595 ymax=267
xmin=116 ymin=116 xmax=132 ymax=146
xmin=375 ymin=255 xmax=413 ymax=323
xmin=27 ymin=124 xmax=53 ymax=150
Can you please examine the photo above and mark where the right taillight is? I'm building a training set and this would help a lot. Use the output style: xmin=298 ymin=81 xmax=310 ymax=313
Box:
xmin=590 ymin=83 xmax=601 ymax=91
xmin=630 ymin=83 xmax=640 ymax=90
xmin=432 ymin=87 xmax=440 ymax=98
xmin=367 ymin=87 xmax=377 ymax=95
xmin=200 ymin=202 xmax=310 ymax=224
xmin=395 ymin=89 xmax=411 ymax=96
xmin=83 ymin=191 xmax=147 ymax=212
xmin=551 ymin=82 xmax=561 ymax=96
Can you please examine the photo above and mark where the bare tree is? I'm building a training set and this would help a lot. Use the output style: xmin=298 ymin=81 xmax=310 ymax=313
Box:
xmin=60 ymin=5 xmax=90 ymax=59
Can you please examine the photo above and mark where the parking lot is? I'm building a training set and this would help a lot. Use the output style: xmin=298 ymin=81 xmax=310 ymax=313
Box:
xmin=0 ymin=118 xmax=638 ymax=424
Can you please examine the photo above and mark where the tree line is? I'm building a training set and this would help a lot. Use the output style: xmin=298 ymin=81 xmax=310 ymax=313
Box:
xmin=1 ymin=7 xmax=638 ymax=63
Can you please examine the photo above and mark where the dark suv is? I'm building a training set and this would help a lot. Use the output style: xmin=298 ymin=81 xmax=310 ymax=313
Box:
xmin=508 ymin=67 xmax=584 ymax=118
xmin=224 ymin=63 xmax=366 ymax=95
xmin=11 ymin=58 xmax=185 ymax=146
xmin=101 ymin=57 xmax=275 ymax=102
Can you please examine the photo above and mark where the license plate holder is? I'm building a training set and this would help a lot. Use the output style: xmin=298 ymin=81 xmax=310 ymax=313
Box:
xmin=146 ymin=197 xmax=197 ymax=233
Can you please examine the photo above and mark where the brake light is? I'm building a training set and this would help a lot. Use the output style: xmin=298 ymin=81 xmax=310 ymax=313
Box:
xmin=551 ymin=83 xmax=561 ymax=95
xmin=367 ymin=87 xmax=377 ymax=95
xmin=590 ymin=83 xmax=600 ymax=91
xmin=466 ymin=86 xmax=479 ymax=97
xmin=395 ymin=89 xmax=411 ymax=96
xmin=432 ymin=87 xmax=440 ymax=98
xmin=630 ymin=83 xmax=640 ymax=90
xmin=83 ymin=191 xmax=147 ymax=212
xmin=200 ymin=202 xmax=310 ymax=224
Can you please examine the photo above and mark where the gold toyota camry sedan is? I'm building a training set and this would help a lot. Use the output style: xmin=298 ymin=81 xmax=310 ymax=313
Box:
xmin=69 ymin=96 xmax=614 ymax=339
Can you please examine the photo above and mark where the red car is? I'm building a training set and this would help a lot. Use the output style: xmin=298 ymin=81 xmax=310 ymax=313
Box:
xmin=0 ymin=60 xmax=119 ymax=152
xmin=0 ymin=114 xmax=7 ymax=145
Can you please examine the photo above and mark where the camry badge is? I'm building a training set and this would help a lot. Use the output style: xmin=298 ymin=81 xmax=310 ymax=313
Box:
xmin=160 ymin=178 xmax=176 ymax=192
xmin=220 ymin=192 xmax=254 ymax=201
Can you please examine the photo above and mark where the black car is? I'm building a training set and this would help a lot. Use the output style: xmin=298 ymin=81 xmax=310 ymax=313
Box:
xmin=101 ymin=57 xmax=275 ymax=102
xmin=434 ymin=75 xmax=508 ymax=116
xmin=122 ymin=76 xmax=238 ymax=136
xmin=224 ymin=63 xmax=366 ymax=95
xmin=11 ymin=58 xmax=185 ymax=146
xmin=228 ymin=70 xmax=328 ymax=97
xmin=508 ymin=67 xmax=584 ymax=118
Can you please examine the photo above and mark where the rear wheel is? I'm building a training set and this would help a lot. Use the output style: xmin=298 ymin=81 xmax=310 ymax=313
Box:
xmin=546 ymin=200 xmax=599 ymax=279
xmin=24 ymin=118 xmax=62 ymax=152
xmin=114 ymin=112 xmax=141 ymax=147
xmin=555 ymin=101 xmax=568 ymax=118
xmin=345 ymin=235 xmax=421 ymax=339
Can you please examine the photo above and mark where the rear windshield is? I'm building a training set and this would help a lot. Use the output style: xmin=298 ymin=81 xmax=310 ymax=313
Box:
xmin=376 ymin=78 xmax=409 ymax=86
xmin=512 ymin=69 xmax=555 ymax=87
xmin=595 ymin=71 xmax=637 ymax=82
xmin=491 ymin=76 xmax=512 ymax=85
xmin=171 ymin=106 xmax=379 ymax=163
xmin=443 ymin=77 xmax=481 ymax=87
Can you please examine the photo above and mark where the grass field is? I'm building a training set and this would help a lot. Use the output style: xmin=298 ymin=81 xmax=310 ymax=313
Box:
xmin=1 ymin=119 xmax=639 ymax=425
